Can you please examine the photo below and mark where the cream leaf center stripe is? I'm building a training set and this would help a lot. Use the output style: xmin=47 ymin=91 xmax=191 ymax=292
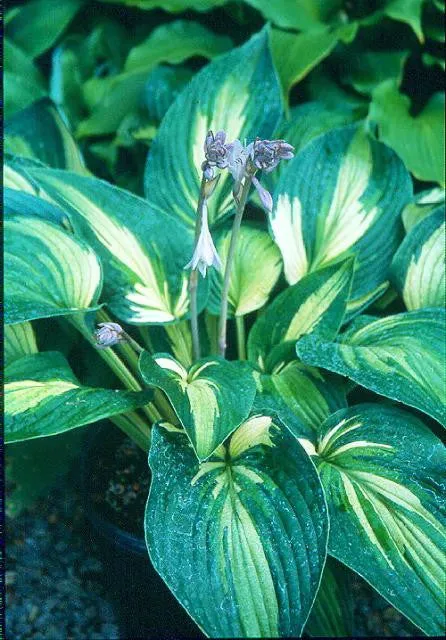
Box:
xmin=6 ymin=379 xmax=78 ymax=415
xmin=315 ymin=129 xmax=377 ymax=266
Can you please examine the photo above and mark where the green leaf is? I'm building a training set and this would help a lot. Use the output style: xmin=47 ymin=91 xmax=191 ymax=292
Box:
xmin=314 ymin=404 xmax=446 ymax=635
xmin=255 ymin=361 xmax=348 ymax=441
xmin=208 ymin=224 xmax=282 ymax=318
xmin=4 ymin=71 xmax=46 ymax=120
xmin=383 ymin=0 xmax=425 ymax=42
xmin=143 ymin=65 xmax=194 ymax=123
xmin=270 ymin=124 xmax=412 ymax=313
xmin=248 ymin=259 xmax=354 ymax=372
xmin=305 ymin=557 xmax=354 ymax=637
xmin=5 ymin=99 xmax=86 ymax=172
xmin=5 ymin=0 xmax=83 ymax=59
xmin=4 ymin=37 xmax=46 ymax=91
xmin=125 ymin=21 xmax=231 ymax=73
xmin=144 ymin=28 xmax=282 ymax=228
xmin=368 ymin=81 xmax=445 ymax=186
xmin=391 ymin=207 xmax=445 ymax=310
xmin=243 ymin=0 xmax=344 ymax=31
xmin=402 ymin=187 xmax=445 ymax=232
xmin=77 ymin=21 xmax=231 ymax=138
xmin=270 ymin=26 xmax=349 ymax=103
xmin=5 ymin=216 xmax=102 ymax=325
xmin=139 ymin=352 xmax=256 ymax=460
xmin=341 ymin=50 xmax=409 ymax=96
xmin=99 ymin=0 xmax=228 ymax=10
xmin=24 ymin=168 xmax=203 ymax=325
xmin=5 ymin=322 xmax=38 ymax=368
xmin=306 ymin=66 xmax=368 ymax=111
xmin=145 ymin=414 xmax=328 ymax=637
xmin=5 ymin=351 xmax=152 ymax=443
xmin=297 ymin=309 xmax=446 ymax=426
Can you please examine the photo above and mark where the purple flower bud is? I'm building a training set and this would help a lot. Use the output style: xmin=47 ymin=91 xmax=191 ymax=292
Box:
xmin=252 ymin=138 xmax=294 ymax=173
xmin=95 ymin=322 xmax=124 ymax=349
xmin=185 ymin=202 xmax=222 ymax=277
xmin=252 ymin=176 xmax=273 ymax=214
xmin=204 ymin=130 xmax=228 ymax=169
xmin=201 ymin=161 xmax=215 ymax=180
xmin=226 ymin=140 xmax=255 ymax=197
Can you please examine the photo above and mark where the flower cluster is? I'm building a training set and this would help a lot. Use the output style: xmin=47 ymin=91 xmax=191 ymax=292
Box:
xmin=186 ymin=130 xmax=294 ymax=278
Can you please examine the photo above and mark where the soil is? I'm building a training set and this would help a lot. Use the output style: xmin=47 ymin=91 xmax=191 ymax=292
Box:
xmin=88 ymin=427 xmax=150 ymax=536
xmin=5 ymin=484 xmax=120 ymax=640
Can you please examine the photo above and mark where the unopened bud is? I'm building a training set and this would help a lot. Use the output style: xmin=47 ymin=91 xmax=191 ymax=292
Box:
xmin=95 ymin=322 xmax=124 ymax=349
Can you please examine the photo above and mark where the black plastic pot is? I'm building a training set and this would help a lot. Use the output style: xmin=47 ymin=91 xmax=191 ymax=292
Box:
xmin=81 ymin=423 xmax=204 ymax=639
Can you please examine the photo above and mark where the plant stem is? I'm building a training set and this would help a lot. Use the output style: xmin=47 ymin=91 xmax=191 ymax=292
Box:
xmin=218 ymin=176 xmax=253 ymax=357
xmin=70 ymin=314 xmax=160 ymax=425
xmin=95 ymin=310 xmax=177 ymax=425
xmin=235 ymin=315 xmax=246 ymax=360
xmin=138 ymin=326 xmax=154 ymax=353
xmin=165 ymin=321 xmax=193 ymax=369
xmin=189 ymin=270 xmax=200 ymax=360
xmin=205 ymin=312 xmax=218 ymax=355
xmin=189 ymin=176 xmax=207 ymax=361
xmin=110 ymin=413 xmax=151 ymax=452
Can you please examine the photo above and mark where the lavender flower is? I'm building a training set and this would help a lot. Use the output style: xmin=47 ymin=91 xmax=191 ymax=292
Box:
xmin=95 ymin=322 xmax=124 ymax=349
xmin=204 ymin=130 xmax=228 ymax=167
xmin=251 ymin=138 xmax=294 ymax=173
xmin=252 ymin=176 xmax=273 ymax=214
xmin=185 ymin=201 xmax=222 ymax=277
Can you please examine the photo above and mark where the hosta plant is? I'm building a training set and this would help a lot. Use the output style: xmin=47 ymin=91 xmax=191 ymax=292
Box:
xmin=5 ymin=26 xmax=446 ymax=639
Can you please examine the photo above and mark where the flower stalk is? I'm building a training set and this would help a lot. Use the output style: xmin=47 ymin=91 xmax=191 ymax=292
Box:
xmin=217 ymin=174 xmax=253 ymax=357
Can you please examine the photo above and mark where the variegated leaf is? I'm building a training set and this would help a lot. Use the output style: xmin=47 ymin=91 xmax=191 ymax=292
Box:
xmin=297 ymin=309 xmax=446 ymax=426
xmin=144 ymin=27 xmax=282 ymax=228
xmin=4 ymin=156 xmax=43 ymax=194
xmin=5 ymin=216 xmax=102 ymax=325
xmin=391 ymin=207 xmax=445 ymax=310
xmin=270 ymin=124 xmax=412 ymax=313
xmin=402 ymin=187 xmax=445 ymax=232
xmin=248 ymin=258 xmax=354 ymax=372
xmin=207 ymin=224 xmax=282 ymax=317
xmin=266 ymin=102 xmax=359 ymax=192
xmin=139 ymin=352 xmax=257 ymax=460
xmin=145 ymin=414 xmax=328 ymax=637
xmin=314 ymin=404 xmax=446 ymax=636
xmin=4 ymin=187 xmax=73 ymax=230
xmin=5 ymin=351 xmax=153 ymax=443
xmin=24 ymin=168 xmax=205 ymax=325
xmin=5 ymin=322 xmax=38 ymax=368
xmin=256 ymin=361 xmax=348 ymax=441
xmin=5 ymin=98 xmax=86 ymax=172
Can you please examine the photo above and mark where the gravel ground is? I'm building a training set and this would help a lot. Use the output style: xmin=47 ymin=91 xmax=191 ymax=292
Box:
xmin=6 ymin=469 xmax=420 ymax=639
xmin=352 ymin=576 xmax=420 ymax=637
xmin=6 ymin=480 xmax=121 ymax=640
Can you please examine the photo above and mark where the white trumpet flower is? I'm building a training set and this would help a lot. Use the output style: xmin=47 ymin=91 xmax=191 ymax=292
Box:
xmin=185 ymin=202 xmax=222 ymax=278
